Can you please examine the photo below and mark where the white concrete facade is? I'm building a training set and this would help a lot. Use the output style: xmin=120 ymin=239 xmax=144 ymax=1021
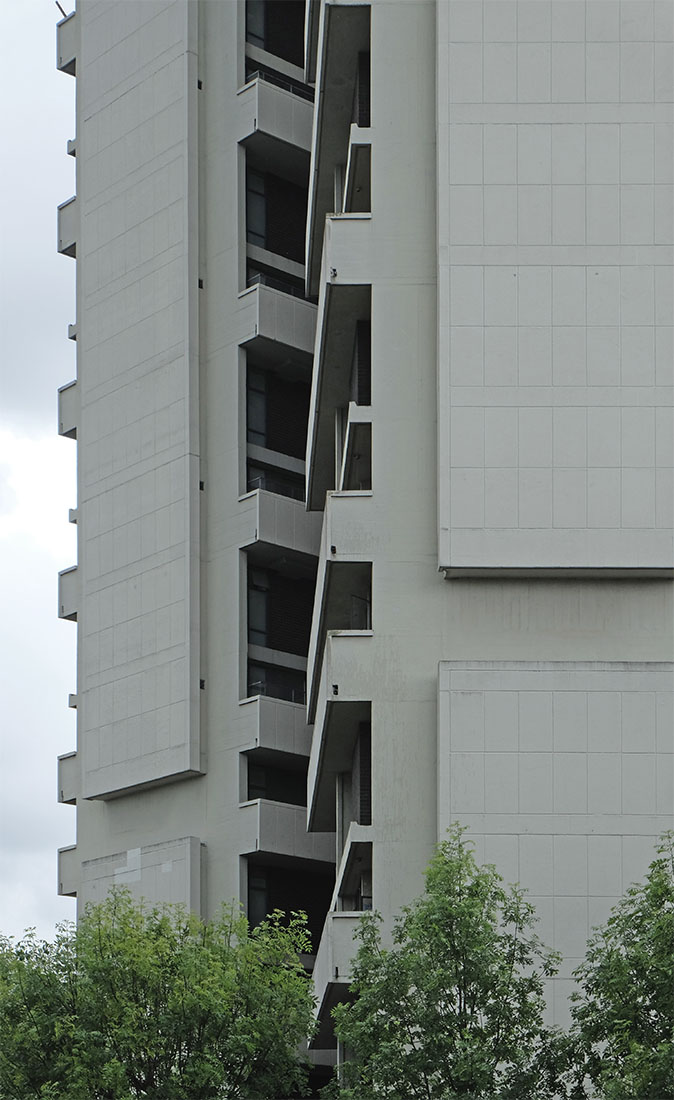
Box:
xmin=56 ymin=0 xmax=672 ymax=1055
xmin=56 ymin=5 xmax=336 ymax=1017
xmin=302 ymin=0 xmax=673 ymax=1037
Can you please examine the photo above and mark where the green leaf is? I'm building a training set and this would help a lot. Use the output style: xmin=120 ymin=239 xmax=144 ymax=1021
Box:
xmin=569 ymin=831 xmax=674 ymax=1100
xmin=0 ymin=888 xmax=315 ymax=1099
xmin=328 ymin=824 xmax=564 ymax=1100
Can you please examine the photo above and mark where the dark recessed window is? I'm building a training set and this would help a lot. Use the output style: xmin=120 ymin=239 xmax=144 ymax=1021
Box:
xmin=248 ymin=761 xmax=307 ymax=806
xmin=247 ymin=463 xmax=305 ymax=502
xmin=245 ymin=1 xmax=305 ymax=68
xmin=247 ymin=662 xmax=306 ymax=704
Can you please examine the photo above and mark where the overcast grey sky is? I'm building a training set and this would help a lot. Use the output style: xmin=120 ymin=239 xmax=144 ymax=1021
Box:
xmin=1 ymin=1 xmax=78 ymax=938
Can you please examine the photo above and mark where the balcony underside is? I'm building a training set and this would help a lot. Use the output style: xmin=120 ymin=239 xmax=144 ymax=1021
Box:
xmin=239 ymin=798 xmax=335 ymax=865
xmin=58 ymin=751 xmax=79 ymax=805
xmin=58 ymin=380 xmax=78 ymax=439
xmin=238 ymin=74 xmax=313 ymax=170
xmin=58 ymin=844 xmax=78 ymax=897
xmin=56 ymin=10 xmax=77 ymax=76
xmin=238 ymin=283 xmax=316 ymax=363
xmin=239 ymin=488 xmax=321 ymax=561
xmin=306 ymin=3 xmax=371 ymax=292
xmin=308 ymin=698 xmax=370 ymax=831
xmin=307 ymin=282 xmax=370 ymax=509
xmin=238 ymin=694 xmax=313 ymax=758
xmin=311 ymin=911 xmax=361 ymax=1047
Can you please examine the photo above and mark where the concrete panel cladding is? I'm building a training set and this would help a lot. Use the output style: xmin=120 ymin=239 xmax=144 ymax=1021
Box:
xmin=76 ymin=1 xmax=201 ymax=798
xmin=80 ymin=836 xmax=202 ymax=911
xmin=436 ymin=0 xmax=674 ymax=575
xmin=439 ymin=659 xmax=674 ymax=1024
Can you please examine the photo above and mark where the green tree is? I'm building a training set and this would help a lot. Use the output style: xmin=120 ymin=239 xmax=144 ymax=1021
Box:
xmin=326 ymin=825 xmax=563 ymax=1100
xmin=0 ymin=923 xmax=76 ymax=1100
xmin=568 ymin=831 xmax=674 ymax=1100
xmin=0 ymin=888 xmax=315 ymax=1100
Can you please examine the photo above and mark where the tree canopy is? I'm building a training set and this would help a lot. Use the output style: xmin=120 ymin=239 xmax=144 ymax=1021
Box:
xmin=3 ymin=835 xmax=673 ymax=1100
xmin=327 ymin=825 xmax=563 ymax=1100
xmin=568 ymin=831 xmax=674 ymax=1100
xmin=0 ymin=889 xmax=315 ymax=1100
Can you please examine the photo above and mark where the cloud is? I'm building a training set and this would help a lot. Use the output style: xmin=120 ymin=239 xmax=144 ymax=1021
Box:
xmin=0 ymin=428 xmax=77 ymax=940
xmin=0 ymin=852 xmax=75 ymax=942
xmin=0 ymin=2 xmax=81 ymax=941
xmin=0 ymin=429 xmax=76 ymax=550
xmin=0 ymin=463 xmax=18 ymax=517
xmin=0 ymin=1 xmax=76 ymax=434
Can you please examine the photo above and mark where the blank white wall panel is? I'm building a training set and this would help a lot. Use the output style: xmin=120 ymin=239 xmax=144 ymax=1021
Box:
xmin=437 ymin=0 xmax=674 ymax=573
xmin=77 ymin=1 xmax=201 ymax=797
xmin=439 ymin=660 xmax=674 ymax=1022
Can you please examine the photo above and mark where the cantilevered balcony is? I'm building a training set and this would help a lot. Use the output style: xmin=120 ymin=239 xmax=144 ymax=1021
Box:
xmin=57 ymin=751 xmax=79 ymax=805
xmin=239 ymin=798 xmax=335 ymax=864
xmin=335 ymin=831 xmax=372 ymax=908
xmin=238 ymin=694 xmax=313 ymax=757
xmin=311 ymin=832 xmax=372 ymax=1042
xmin=79 ymin=838 xmax=203 ymax=910
xmin=58 ymin=566 xmax=78 ymax=621
xmin=238 ymin=281 xmax=317 ymax=358
xmin=337 ymin=405 xmax=371 ymax=492
xmin=238 ymin=488 xmax=321 ymax=559
xmin=316 ymin=213 xmax=372 ymax=289
xmin=57 ymin=196 xmax=77 ymax=258
xmin=58 ymin=844 xmax=78 ymax=897
xmin=306 ymin=554 xmax=372 ymax=721
xmin=305 ymin=490 xmax=374 ymax=712
xmin=238 ymin=71 xmax=314 ymax=162
xmin=343 ymin=125 xmax=371 ymax=213
xmin=308 ymin=698 xmax=371 ymax=832
xmin=58 ymin=379 xmax=78 ymax=439
xmin=56 ymin=10 xmax=77 ymax=76
xmin=307 ymin=631 xmax=373 ymax=826
xmin=316 ymin=490 xmax=376 ymax=565
xmin=306 ymin=3 xmax=371 ymax=292
xmin=307 ymin=279 xmax=371 ymax=509
xmin=312 ymin=911 xmax=360 ymax=1046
